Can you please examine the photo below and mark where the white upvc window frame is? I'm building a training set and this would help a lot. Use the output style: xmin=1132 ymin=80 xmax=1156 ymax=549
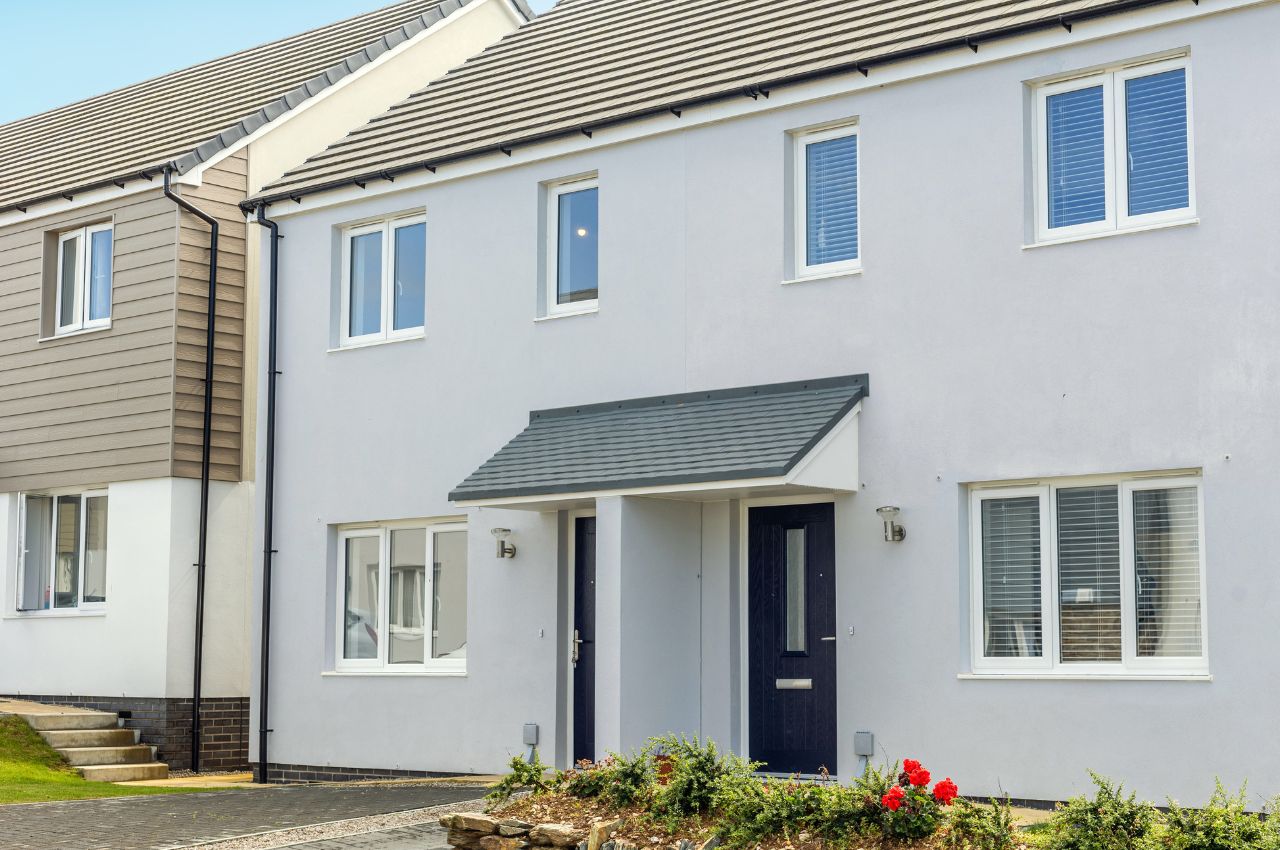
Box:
xmin=15 ymin=489 xmax=108 ymax=614
xmin=335 ymin=520 xmax=467 ymax=674
xmin=969 ymin=473 xmax=1208 ymax=677
xmin=793 ymin=122 xmax=862 ymax=280
xmin=545 ymin=175 xmax=599 ymax=318
xmin=1033 ymin=54 xmax=1195 ymax=243
xmin=339 ymin=213 xmax=426 ymax=348
xmin=54 ymin=222 xmax=113 ymax=335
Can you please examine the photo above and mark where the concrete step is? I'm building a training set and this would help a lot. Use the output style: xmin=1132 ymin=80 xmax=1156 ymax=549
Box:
xmin=78 ymin=762 xmax=169 ymax=782
xmin=18 ymin=711 xmax=118 ymax=731
xmin=40 ymin=728 xmax=138 ymax=748
xmin=57 ymin=745 xmax=155 ymax=766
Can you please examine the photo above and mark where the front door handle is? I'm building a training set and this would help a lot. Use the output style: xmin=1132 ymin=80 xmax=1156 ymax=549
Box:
xmin=572 ymin=629 xmax=583 ymax=666
xmin=820 ymin=636 xmax=837 ymax=641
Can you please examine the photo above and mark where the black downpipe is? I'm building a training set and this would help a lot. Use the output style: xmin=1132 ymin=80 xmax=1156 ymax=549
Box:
xmin=251 ymin=204 xmax=280 ymax=784
xmin=163 ymin=168 xmax=218 ymax=774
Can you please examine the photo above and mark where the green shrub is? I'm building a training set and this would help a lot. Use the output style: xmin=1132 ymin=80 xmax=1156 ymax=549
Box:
xmin=1162 ymin=782 xmax=1280 ymax=850
xmin=649 ymin=734 xmax=757 ymax=826
xmin=563 ymin=750 xmax=655 ymax=809
xmin=1045 ymin=773 xmax=1159 ymax=850
xmin=486 ymin=750 xmax=556 ymax=805
xmin=941 ymin=797 xmax=1019 ymax=850
xmin=711 ymin=775 xmax=831 ymax=848
xmin=812 ymin=778 xmax=882 ymax=844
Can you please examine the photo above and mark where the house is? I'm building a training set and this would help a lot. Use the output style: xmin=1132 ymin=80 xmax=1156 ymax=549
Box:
xmin=245 ymin=0 xmax=1280 ymax=801
xmin=0 ymin=0 xmax=532 ymax=776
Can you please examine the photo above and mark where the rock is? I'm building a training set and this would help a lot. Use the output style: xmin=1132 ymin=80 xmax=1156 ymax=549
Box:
xmin=588 ymin=819 xmax=622 ymax=850
xmin=499 ymin=819 xmax=534 ymax=838
xmin=455 ymin=814 xmax=502 ymax=835
xmin=479 ymin=836 xmax=524 ymax=850
xmin=448 ymin=829 xmax=485 ymax=849
xmin=529 ymin=824 xmax=587 ymax=847
xmin=697 ymin=836 xmax=721 ymax=850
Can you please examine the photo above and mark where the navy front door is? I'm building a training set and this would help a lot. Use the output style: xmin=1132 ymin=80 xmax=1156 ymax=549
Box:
xmin=572 ymin=516 xmax=596 ymax=764
xmin=748 ymin=502 xmax=837 ymax=775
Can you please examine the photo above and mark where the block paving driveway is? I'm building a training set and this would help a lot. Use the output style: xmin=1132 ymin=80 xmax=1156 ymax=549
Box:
xmin=0 ymin=784 xmax=483 ymax=850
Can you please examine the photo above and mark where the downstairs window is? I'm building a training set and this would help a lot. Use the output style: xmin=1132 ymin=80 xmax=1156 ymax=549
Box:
xmin=18 ymin=491 xmax=108 ymax=611
xmin=970 ymin=474 xmax=1205 ymax=676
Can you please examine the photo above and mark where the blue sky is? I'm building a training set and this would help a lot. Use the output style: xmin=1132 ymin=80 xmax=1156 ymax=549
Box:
xmin=1 ymin=0 xmax=556 ymax=124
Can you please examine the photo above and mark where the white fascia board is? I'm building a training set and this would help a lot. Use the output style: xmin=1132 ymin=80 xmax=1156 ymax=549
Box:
xmin=264 ymin=0 xmax=1270 ymax=220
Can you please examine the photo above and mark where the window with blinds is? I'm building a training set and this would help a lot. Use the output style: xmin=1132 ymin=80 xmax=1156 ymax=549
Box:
xmin=980 ymin=496 xmax=1043 ymax=659
xmin=794 ymin=124 xmax=859 ymax=276
xmin=1035 ymin=56 xmax=1193 ymax=241
xmin=972 ymin=475 xmax=1206 ymax=675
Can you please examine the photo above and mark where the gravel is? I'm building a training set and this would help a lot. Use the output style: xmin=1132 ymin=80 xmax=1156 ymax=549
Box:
xmin=188 ymin=795 xmax=489 ymax=850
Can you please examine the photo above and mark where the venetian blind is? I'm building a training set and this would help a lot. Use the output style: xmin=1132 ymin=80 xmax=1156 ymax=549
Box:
xmin=1046 ymin=85 xmax=1107 ymax=229
xmin=1134 ymin=487 xmax=1202 ymax=657
xmin=805 ymin=133 xmax=859 ymax=265
xmin=1056 ymin=486 xmax=1122 ymax=662
xmin=981 ymin=496 xmax=1043 ymax=658
xmin=1125 ymin=68 xmax=1190 ymax=216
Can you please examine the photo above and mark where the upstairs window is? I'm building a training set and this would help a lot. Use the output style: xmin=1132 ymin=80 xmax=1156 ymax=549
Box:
xmin=55 ymin=224 xmax=112 ymax=334
xmin=794 ymin=124 xmax=860 ymax=278
xmin=337 ymin=521 xmax=467 ymax=673
xmin=340 ymin=215 xmax=426 ymax=346
xmin=970 ymin=474 xmax=1206 ymax=676
xmin=545 ymin=176 xmax=598 ymax=316
xmin=17 ymin=491 xmax=108 ymax=612
xmin=1034 ymin=56 xmax=1194 ymax=241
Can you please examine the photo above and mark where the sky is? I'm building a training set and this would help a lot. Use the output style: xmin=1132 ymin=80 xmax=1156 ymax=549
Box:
xmin=0 ymin=0 xmax=556 ymax=124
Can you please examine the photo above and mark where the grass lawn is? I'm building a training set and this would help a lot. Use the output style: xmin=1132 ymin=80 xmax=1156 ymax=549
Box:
xmin=0 ymin=715 xmax=219 ymax=804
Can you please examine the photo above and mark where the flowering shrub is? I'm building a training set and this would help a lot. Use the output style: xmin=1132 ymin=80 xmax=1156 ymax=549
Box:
xmin=877 ymin=758 xmax=960 ymax=841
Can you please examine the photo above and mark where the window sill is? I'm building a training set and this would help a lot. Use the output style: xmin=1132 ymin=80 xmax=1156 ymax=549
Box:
xmin=4 ymin=609 xmax=107 ymax=620
xmin=322 ymin=669 xmax=466 ymax=678
xmin=328 ymin=332 xmax=424 ymax=353
xmin=1024 ymin=217 xmax=1198 ymax=250
xmin=535 ymin=306 xmax=598 ymax=322
xmin=782 ymin=267 xmax=863 ymax=286
xmin=38 ymin=324 xmax=112 ymax=343
xmin=958 ymin=671 xmax=1211 ymax=682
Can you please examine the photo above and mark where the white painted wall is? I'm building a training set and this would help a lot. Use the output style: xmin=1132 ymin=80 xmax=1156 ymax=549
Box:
xmin=253 ymin=4 xmax=1280 ymax=802
xmin=0 ymin=478 xmax=252 ymax=699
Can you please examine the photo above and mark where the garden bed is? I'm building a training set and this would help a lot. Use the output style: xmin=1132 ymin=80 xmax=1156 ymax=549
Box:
xmin=452 ymin=736 xmax=1280 ymax=850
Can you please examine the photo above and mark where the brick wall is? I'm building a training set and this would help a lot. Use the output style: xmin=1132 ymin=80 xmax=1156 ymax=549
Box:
xmin=5 ymin=694 xmax=249 ymax=771
xmin=257 ymin=762 xmax=467 ymax=783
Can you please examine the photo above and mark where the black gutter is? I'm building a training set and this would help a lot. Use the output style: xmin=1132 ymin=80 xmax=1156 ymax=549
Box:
xmin=251 ymin=204 xmax=281 ymax=784
xmin=163 ymin=167 xmax=219 ymax=775
xmin=245 ymin=0 xmax=1179 ymax=210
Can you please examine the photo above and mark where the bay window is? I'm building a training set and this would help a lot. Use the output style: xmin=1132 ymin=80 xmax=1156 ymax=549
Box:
xmin=17 ymin=491 xmax=108 ymax=612
xmin=337 ymin=520 xmax=467 ymax=672
xmin=970 ymin=474 xmax=1206 ymax=676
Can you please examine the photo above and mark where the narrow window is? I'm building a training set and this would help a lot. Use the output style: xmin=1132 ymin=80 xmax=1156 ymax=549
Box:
xmin=1132 ymin=485 xmax=1202 ymax=658
xmin=546 ymin=177 xmax=598 ymax=316
xmin=17 ymin=491 xmax=107 ymax=612
xmin=798 ymin=126 xmax=860 ymax=276
xmin=340 ymin=214 xmax=426 ymax=346
xmin=1056 ymin=486 xmax=1121 ymax=662
xmin=54 ymin=224 xmax=112 ymax=334
xmin=337 ymin=521 xmax=467 ymax=671
xmin=979 ymin=495 xmax=1043 ymax=659
xmin=784 ymin=527 xmax=806 ymax=652
xmin=1035 ymin=56 xmax=1193 ymax=241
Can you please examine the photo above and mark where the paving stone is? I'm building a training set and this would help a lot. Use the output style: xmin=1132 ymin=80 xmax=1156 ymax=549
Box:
xmin=0 ymin=785 xmax=483 ymax=850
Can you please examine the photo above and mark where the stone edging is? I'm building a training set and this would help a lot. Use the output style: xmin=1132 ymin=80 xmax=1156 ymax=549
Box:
xmin=441 ymin=813 xmax=722 ymax=850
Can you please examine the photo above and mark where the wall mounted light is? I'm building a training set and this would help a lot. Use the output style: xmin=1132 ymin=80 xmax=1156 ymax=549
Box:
xmin=876 ymin=506 xmax=906 ymax=542
xmin=491 ymin=527 xmax=517 ymax=559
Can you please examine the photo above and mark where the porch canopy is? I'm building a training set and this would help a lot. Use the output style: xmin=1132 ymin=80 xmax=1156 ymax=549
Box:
xmin=450 ymin=374 xmax=868 ymax=510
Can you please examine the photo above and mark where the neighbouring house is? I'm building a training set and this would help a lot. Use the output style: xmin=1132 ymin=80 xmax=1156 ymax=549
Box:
xmin=244 ymin=0 xmax=1279 ymax=800
xmin=0 ymin=0 xmax=532 ymax=775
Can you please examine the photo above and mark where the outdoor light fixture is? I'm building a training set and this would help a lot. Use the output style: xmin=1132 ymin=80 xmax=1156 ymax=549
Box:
xmin=491 ymin=527 xmax=517 ymax=559
xmin=876 ymin=506 xmax=906 ymax=542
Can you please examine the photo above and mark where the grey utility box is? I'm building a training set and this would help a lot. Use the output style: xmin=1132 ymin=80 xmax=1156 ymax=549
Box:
xmin=523 ymin=723 xmax=539 ymax=746
xmin=854 ymin=731 xmax=875 ymax=757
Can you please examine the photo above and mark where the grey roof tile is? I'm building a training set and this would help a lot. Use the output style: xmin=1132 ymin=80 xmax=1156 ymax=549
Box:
xmin=257 ymin=0 xmax=1178 ymax=204
xmin=0 ymin=0 xmax=534 ymax=213
xmin=450 ymin=374 xmax=868 ymax=501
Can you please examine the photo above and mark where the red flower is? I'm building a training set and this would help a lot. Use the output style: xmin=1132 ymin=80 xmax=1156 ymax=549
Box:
xmin=882 ymin=785 xmax=906 ymax=811
xmin=909 ymin=768 xmax=932 ymax=787
xmin=933 ymin=778 xmax=959 ymax=805
xmin=903 ymin=758 xmax=922 ymax=773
